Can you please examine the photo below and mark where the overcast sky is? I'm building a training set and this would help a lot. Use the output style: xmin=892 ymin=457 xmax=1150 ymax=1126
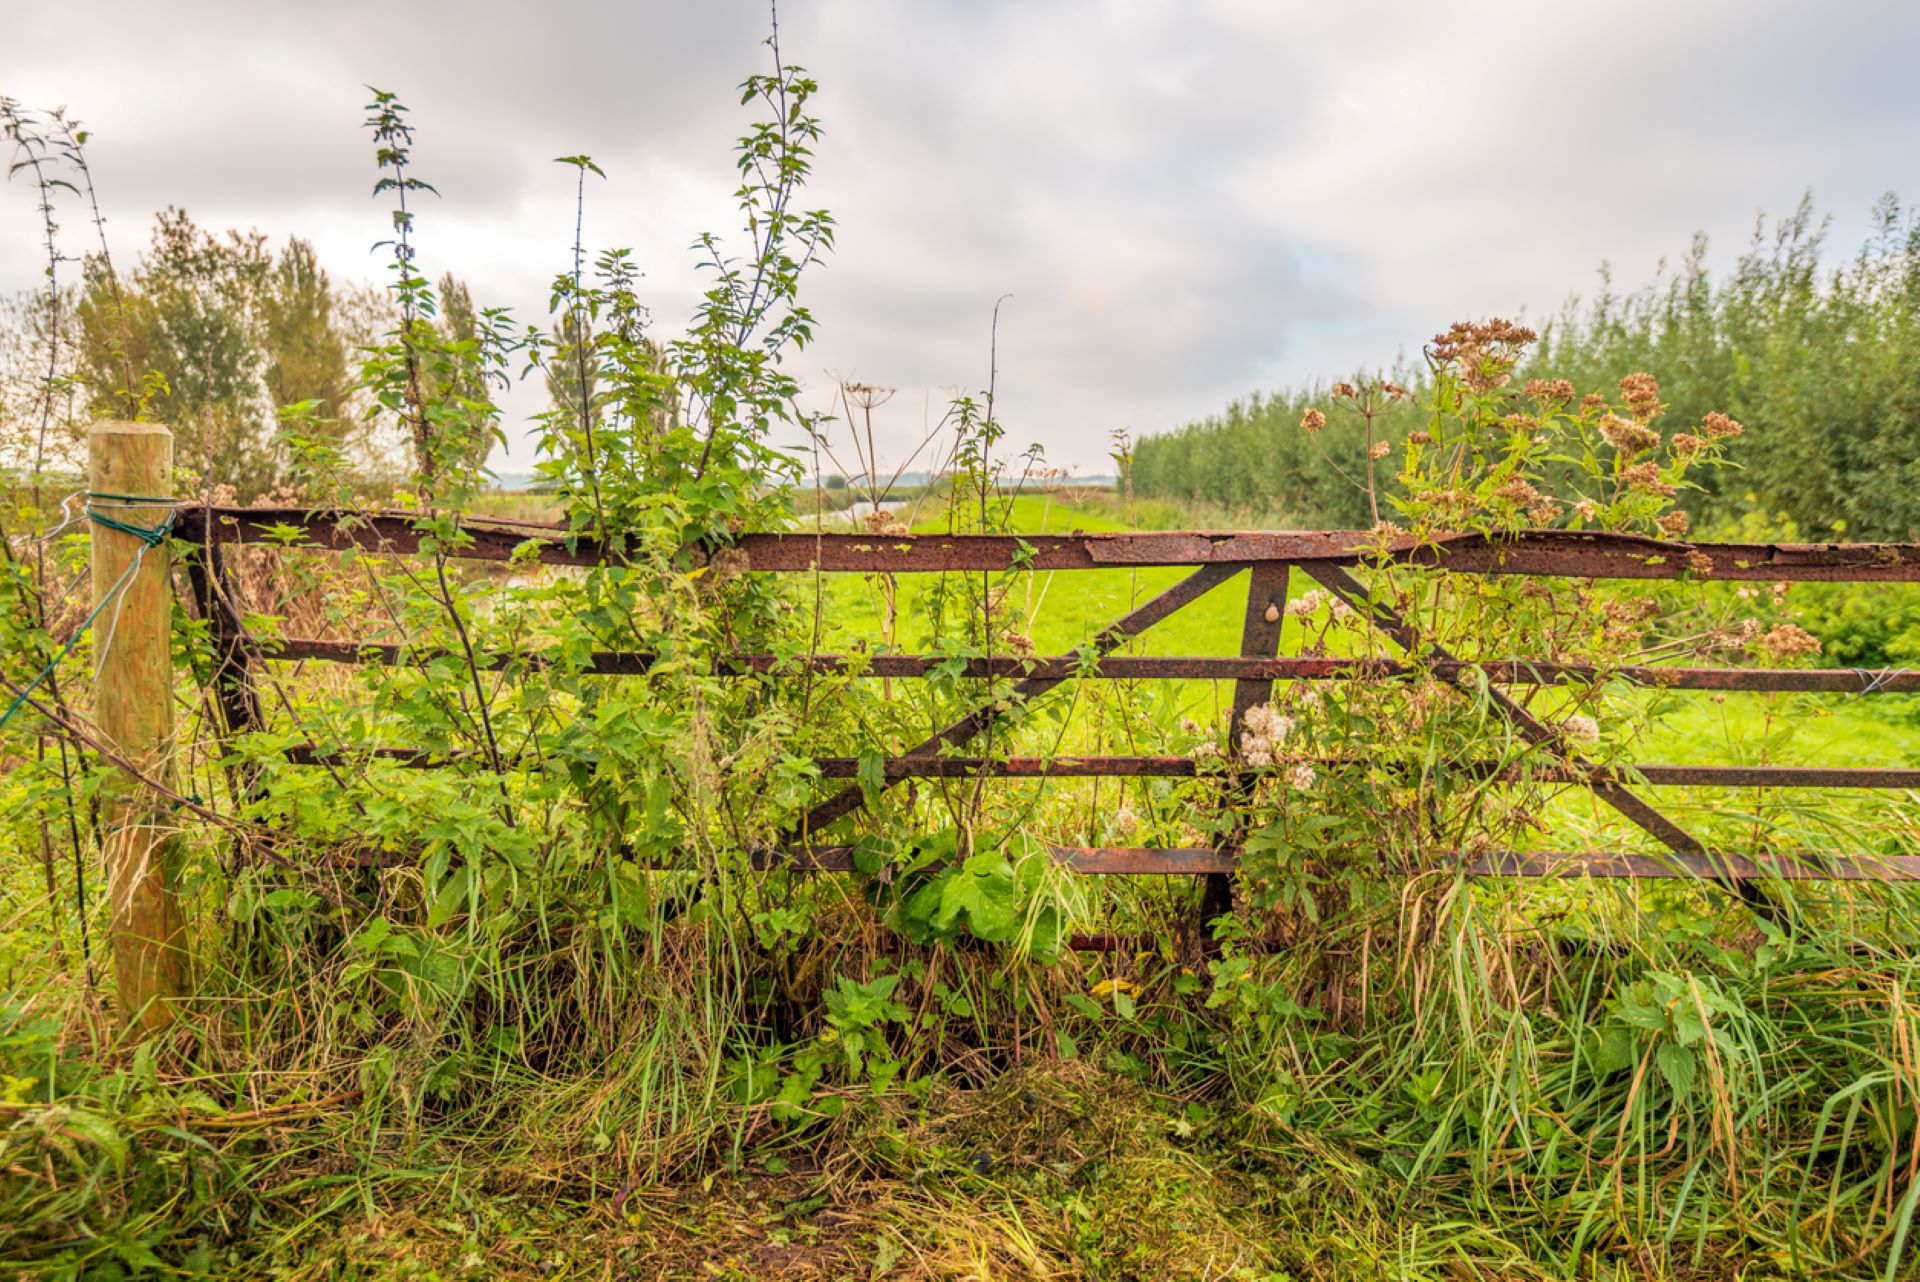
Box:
xmin=6 ymin=0 xmax=1918 ymax=476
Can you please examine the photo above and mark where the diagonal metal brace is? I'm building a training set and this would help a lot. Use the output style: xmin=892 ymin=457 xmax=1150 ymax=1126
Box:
xmin=1301 ymin=561 xmax=1781 ymax=920
xmin=789 ymin=561 xmax=1247 ymax=842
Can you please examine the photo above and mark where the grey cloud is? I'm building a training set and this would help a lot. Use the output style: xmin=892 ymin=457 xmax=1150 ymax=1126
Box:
xmin=5 ymin=0 xmax=1917 ymax=475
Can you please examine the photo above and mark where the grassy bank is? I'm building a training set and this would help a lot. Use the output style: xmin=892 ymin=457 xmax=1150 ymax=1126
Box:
xmin=7 ymin=485 xmax=1920 ymax=1280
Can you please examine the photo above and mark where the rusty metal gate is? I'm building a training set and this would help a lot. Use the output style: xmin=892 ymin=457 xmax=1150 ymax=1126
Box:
xmin=177 ymin=506 xmax=1920 ymax=914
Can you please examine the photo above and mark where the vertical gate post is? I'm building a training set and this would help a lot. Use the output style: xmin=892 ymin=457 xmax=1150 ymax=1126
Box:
xmin=1203 ymin=561 xmax=1295 ymax=929
xmin=89 ymin=421 xmax=188 ymax=1033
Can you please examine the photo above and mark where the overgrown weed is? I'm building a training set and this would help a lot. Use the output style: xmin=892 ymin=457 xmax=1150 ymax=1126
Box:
xmin=3 ymin=13 xmax=1920 ymax=1282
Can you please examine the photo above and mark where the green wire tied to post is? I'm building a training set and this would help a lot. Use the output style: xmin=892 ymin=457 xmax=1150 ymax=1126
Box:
xmin=0 ymin=493 xmax=179 ymax=732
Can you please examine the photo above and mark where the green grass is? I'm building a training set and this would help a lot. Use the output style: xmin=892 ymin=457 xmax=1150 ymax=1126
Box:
xmin=827 ymin=490 xmax=1920 ymax=796
xmin=8 ymin=490 xmax=1920 ymax=1281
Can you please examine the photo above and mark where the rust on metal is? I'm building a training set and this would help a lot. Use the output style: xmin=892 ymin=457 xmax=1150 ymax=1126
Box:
xmin=284 ymin=743 xmax=1920 ymax=797
xmin=760 ymin=845 xmax=1920 ymax=881
xmin=809 ymin=755 xmax=1198 ymax=778
xmin=181 ymin=500 xmax=1920 ymax=888
xmin=760 ymin=845 xmax=1236 ymax=874
xmin=1054 ymin=846 xmax=1238 ymax=874
xmin=801 ymin=757 xmax=1920 ymax=789
xmin=358 ymin=840 xmax=1920 ymax=883
xmin=1304 ymin=561 xmax=1708 ymax=855
xmin=1302 ymin=561 xmax=1792 ymax=919
xmin=1209 ymin=562 xmax=1293 ymax=922
xmin=787 ymin=561 xmax=1246 ymax=838
xmin=175 ymin=506 xmax=1920 ymax=582
xmin=1465 ymin=851 xmax=1920 ymax=881
xmin=183 ymin=542 xmax=263 ymax=741
xmin=259 ymin=639 xmax=1920 ymax=695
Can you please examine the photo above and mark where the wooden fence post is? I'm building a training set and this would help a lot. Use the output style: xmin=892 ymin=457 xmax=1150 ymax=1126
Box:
xmin=89 ymin=420 xmax=188 ymax=1034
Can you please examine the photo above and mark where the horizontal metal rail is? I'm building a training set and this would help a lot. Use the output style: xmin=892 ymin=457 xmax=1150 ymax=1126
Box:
xmin=809 ymin=758 xmax=1920 ymax=789
xmin=769 ymin=847 xmax=1920 ymax=880
xmin=1463 ymin=851 xmax=1920 ymax=880
xmin=333 ymin=840 xmax=1920 ymax=881
xmin=179 ymin=505 xmax=1920 ymax=889
xmin=255 ymin=638 xmax=1920 ymax=694
xmin=764 ymin=846 xmax=1240 ymax=874
xmin=278 ymin=745 xmax=1920 ymax=790
xmin=176 ymin=506 xmax=1920 ymax=582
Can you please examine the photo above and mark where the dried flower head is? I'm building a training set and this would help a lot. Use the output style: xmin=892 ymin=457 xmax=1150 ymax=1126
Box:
xmin=1657 ymin=510 xmax=1691 ymax=536
xmin=1243 ymin=703 xmax=1293 ymax=743
xmin=1331 ymin=381 xmax=1358 ymax=400
xmin=1670 ymin=432 xmax=1706 ymax=456
xmin=1598 ymin=414 xmax=1661 ymax=456
xmin=1368 ymin=440 xmax=1391 ymax=459
xmin=862 ymin=509 xmax=910 ymax=536
xmin=1702 ymin=412 xmax=1743 ymax=439
xmin=843 ymin=382 xmax=897 ymax=408
xmin=1416 ymin=488 xmax=1475 ymax=513
xmin=1493 ymin=478 xmax=1543 ymax=505
xmin=1408 ymin=430 xmax=1433 ymax=446
xmin=1602 ymin=595 xmax=1660 ymax=625
xmin=709 ymin=547 xmax=752 ymax=582
xmin=1381 ymin=380 xmax=1411 ymax=401
xmin=1301 ymin=408 xmax=1327 ymax=434
xmin=1756 ymin=623 xmax=1821 ymax=661
xmin=1284 ymin=763 xmax=1317 ymax=791
xmin=1618 ymin=373 xmax=1663 ymax=423
xmin=1622 ymin=460 xmax=1676 ymax=497
xmin=1429 ymin=318 xmax=1537 ymax=393
xmin=1525 ymin=378 xmax=1576 ymax=404
xmin=1561 ymin=713 xmax=1601 ymax=745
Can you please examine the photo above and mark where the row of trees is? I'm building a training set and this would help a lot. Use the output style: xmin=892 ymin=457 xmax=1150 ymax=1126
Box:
xmin=0 ymin=207 xmax=488 ymax=497
xmin=1125 ymin=381 xmax=1420 ymax=527
xmin=1132 ymin=195 xmax=1920 ymax=539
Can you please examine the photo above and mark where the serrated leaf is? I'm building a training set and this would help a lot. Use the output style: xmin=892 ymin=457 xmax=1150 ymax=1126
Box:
xmin=1655 ymin=1042 xmax=1696 ymax=1098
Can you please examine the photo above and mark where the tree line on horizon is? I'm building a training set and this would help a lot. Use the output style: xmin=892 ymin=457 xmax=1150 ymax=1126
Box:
xmin=1131 ymin=195 xmax=1920 ymax=541
xmin=0 ymin=207 xmax=497 ymax=497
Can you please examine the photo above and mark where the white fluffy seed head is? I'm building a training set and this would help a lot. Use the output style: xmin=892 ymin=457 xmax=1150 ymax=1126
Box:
xmin=1561 ymin=713 xmax=1601 ymax=745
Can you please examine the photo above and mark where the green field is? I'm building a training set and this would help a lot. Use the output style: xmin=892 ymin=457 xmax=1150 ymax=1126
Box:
xmin=7 ymin=488 xmax=1920 ymax=1281
xmin=9 ymin=25 xmax=1920 ymax=1276
xmin=817 ymin=492 xmax=1920 ymax=848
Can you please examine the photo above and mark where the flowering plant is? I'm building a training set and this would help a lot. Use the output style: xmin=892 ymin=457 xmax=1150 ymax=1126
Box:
xmin=1224 ymin=321 xmax=1756 ymax=936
